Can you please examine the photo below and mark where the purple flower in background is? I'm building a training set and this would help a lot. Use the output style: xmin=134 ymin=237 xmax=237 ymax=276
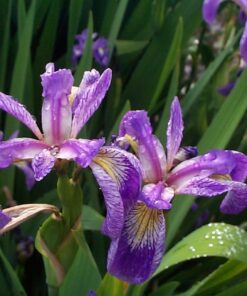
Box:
xmin=0 ymin=209 xmax=11 ymax=228
xmin=92 ymin=97 xmax=247 ymax=283
xmin=202 ymin=0 xmax=247 ymax=62
xmin=72 ymin=29 xmax=110 ymax=68
xmin=0 ymin=63 xmax=112 ymax=181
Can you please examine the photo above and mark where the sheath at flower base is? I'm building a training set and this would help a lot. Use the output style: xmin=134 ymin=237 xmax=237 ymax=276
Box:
xmin=0 ymin=63 xmax=112 ymax=181
xmin=202 ymin=0 xmax=247 ymax=62
xmin=91 ymin=97 xmax=247 ymax=284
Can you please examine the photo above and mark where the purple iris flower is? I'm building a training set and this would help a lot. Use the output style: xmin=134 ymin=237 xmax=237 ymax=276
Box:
xmin=202 ymin=0 xmax=247 ymax=62
xmin=91 ymin=97 xmax=247 ymax=283
xmin=72 ymin=29 xmax=110 ymax=68
xmin=0 ymin=63 xmax=112 ymax=181
xmin=0 ymin=209 xmax=11 ymax=228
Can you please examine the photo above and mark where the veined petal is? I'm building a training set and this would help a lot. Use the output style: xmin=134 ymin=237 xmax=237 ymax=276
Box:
xmin=0 ymin=210 xmax=11 ymax=229
xmin=32 ymin=149 xmax=56 ymax=181
xmin=58 ymin=138 xmax=104 ymax=167
xmin=220 ymin=181 xmax=247 ymax=214
xmin=0 ymin=138 xmax=48 ymax=168
xmin=141 ymin=182 xmax=173 ymax=210
xmin=229 ymin=151 xmax=247 ymax=181
xmin=71 ymin=68 xmax=112 ymax=137
xmin=166 ymin=97 xmax=184 ymax=170
xmin=0 ymin=93 xmax=42 ymax=139
xmin=119 ymin=111 xmax=166 ymax=183
xmin=107 ymin=202 xmax=165 ymax=284
xmin=176 ymin=176 xmax=230 ymax=196
xmin=240 ymin=22 xmax=247 ymax=63
xmin=15 ymin=161 xmax=35 ymax=190
xmin=41 ymin=63 xmax=73 ymax=145
xmin=202 ymin=0 xmax=222 ymax=25
xmin=90 ymin=162 xmax=124 ymax=239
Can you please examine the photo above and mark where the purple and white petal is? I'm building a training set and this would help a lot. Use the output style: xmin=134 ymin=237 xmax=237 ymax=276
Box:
xmin=166 ymin=97 xmax=184 ymax=170
xmin=220 ymin=181 xmax=247 ymax=214
xmin=41 ymin=63 xmax=74 ymax=145
xmin=32 ymin=149 xmax=56 ymax=181
xmin=59 ymin=138 xmax=104 ymax=167
xmin=119 ymin=111 xmax=166 ymax=183
xmin=0 ymin=138 xmax=48 ymax=168
xmin=202 ymin=0 xmax=222 ymax=25
xmin=0 ymin=210 xmax=11 ymax=229
xmin=92 ymin=146 xmax=142 ymax=202
xmin=141 ymin=182 xmax=173 ymax=210
xmin=240 ymin=22 xmax=247 ymax=63
xmin=107 ymin=202 xmax=165 ymax=284
xmin=0 ymin=93 xmax=43 ymax=139
xmin=229 ymin=151 xmax=247 ymax=181
xmin=71 ymin=68 xmax=112 ymax=137
xmin=176 ymin=176 xmax=230 ymax=197
xmin=15 ymin=161 xmax=35 ymax=190
xmin=90 ymin=161 xmax=124 ymax=239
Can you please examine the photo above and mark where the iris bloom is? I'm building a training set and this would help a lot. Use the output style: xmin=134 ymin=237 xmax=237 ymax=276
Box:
xmin=72 ymin=29 xmax=110 ymax=68
xmin=92 ymin=97 xmax=247 ymax=283
xmin=203 ymin=0 xmax=247 ymax=62
xmin=0 ymin=63 xmax=112 ymax=181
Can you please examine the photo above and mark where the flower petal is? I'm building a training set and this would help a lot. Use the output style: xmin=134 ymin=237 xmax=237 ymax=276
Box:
xmin=32 ymin=149 xmax=56 ymax=181
xmin=93 ymin=37 xmax=110 ymax=67
xmin=240 ymin=22 xmax=247 ymax=63
xmin=166 ymin=97 xmax=184 ymax=170
xmin=119 ymin=111 xmax=166 ymax=183
xmin=220 ymin=182 xmax=247 ymax=214
xmin=0 ymin=138 xmax=48 ymax=168
xmin=202 ymin=0 xmax=222 ymax=25
xmin=41 ymin=63 xmax=73 ymax=145
xmin=0 ymin=210 xmax=11 ymax=229
xmin=58 ymin=138 xmax=104 ymax=167
xmin=141 ymin=182 xmax=173 ymax=210
xmin=0 ymin=93 xmax=43 ymax=139
xmin=107 ymin=202 xmax=165 ymax=284
xmin=176 ymin=176 xmax=230 ymax=196
xmin=71 ymin=68 xmax=112 ymax=137
xmin=229 ymin=151 xmax=247 ymax=181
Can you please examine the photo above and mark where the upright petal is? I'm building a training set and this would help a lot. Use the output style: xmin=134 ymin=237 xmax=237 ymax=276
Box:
xmin=32 ymin=149 xmax=56 ymax=181
xmin=107 ymin=202 xmax=165 ymax=284
xmin=0 ymin=93 xmax=43 ymax=139
xmin=90 ymin=147 xmax=142 ymax=238
xmin=166 ymin=97 xmax=184 ymax=170
xmin=0 ymin=138 xmax=48 ymax=168
xmin=220 ymin=181 xmax=247 ymax=214
xmin=240 ymin=22 xmax=247 ymax=63
xmin=119 ymin=111 xmax=166 ymax=183
xmin=58 ymin=138 xmax=105 ymax=168
xmin=41 ymin=63 xmax=74 ymax=145
xmin=202 ymin=0 xmax=222 ymax=25
xmin=70 ymin=68 xmax=112 ymax=137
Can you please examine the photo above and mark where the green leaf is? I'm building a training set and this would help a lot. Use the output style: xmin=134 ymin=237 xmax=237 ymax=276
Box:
xmin=149 ymin=282 xmax=179 ymax=296
xmin=116 ymin=40 xmax=148 ymax=55
xmin=215 ymin=280 xmax=247 ymax=296
xmin=155 ymin=223 xmax=247 ymax=277
xmin=97 ymin=273 xmax=125 ymax=296
xmin=0 ymin=248 xmax=26 ymax=296
xmin=74 ymin=12 xmax=93 ymax=86
xmin=82 ymin=205 xmax=104 ymax=231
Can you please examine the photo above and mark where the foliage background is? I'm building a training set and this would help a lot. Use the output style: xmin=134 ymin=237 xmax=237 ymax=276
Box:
xmin=1 ymin=0 xmax=247 ymax=295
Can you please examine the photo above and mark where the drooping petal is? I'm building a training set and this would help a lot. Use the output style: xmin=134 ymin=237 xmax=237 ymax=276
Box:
xmin=107 ymin=202 xmax=165 ymax=284
xmin=229 ymin=151 xmax=247 ymax=181
xmin=41 ymin=63 xmax=74 ymax=145
xmin=58 ymin=138 xmax=104 ymax=168
xmin=141 ymin=182 xmax=174 ymax=210
xmin=71 ymin=68 xmax=112 ymax=137
xmin=220 ymin=181 xmax=247 ymax=214
xmin=202 ymin=0 xmax=222 ymax=25
xmin=0 ymin=210 xmax=11 ymax=229
xmin=119 ymin=111 xmax=166 ymax=183
xmin=166 ymin=97 xmax=184 ymax=170
xmin=176 ymin=176 xmax=230 ymax=196
xmin=0 ymin=138 xmax=48 ymax=168
xmin=90 ymin=147 xmax=142 ymax=238
xmin=0 ymin=93 xmax=43 ymax=139
xmin=240 ymin=22 xmax=247 ymax=63
xmin=32 ymin=149 xmax=56 ymax=181
xmin=15 ymin=161 xmax=35 ymax=190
